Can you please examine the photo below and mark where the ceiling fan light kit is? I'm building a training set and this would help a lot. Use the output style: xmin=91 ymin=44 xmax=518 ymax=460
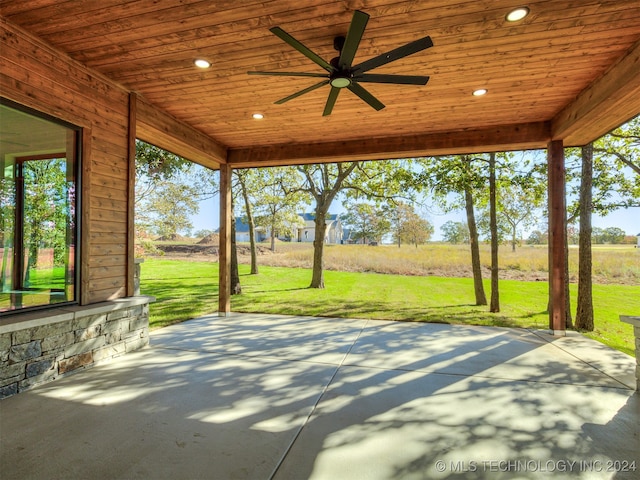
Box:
xmin=248 ymin=10 xmax=433 ymax=116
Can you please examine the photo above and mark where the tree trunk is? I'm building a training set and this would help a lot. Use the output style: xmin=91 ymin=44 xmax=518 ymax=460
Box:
xmin=563 ymin=221 xmax=573 ymax=328
xmin=489 ymin=153 xmax=500 ymax=312
xmin=511 ymin=226 xmax=517 ymax=252
xmin=270 ymin=228 xmax=276 ymax=252
xmin=576 ymin=143 xmax=594 ymax=331
xmin=309 ymin=208 xmax=327 ymax=288
xmin=464 ymin=185 xmax=487 ymax=306
xmin=239 ymin=179 xmax=259 ymax=274
xmin=230 ymin=208 xmax=241 ymax=295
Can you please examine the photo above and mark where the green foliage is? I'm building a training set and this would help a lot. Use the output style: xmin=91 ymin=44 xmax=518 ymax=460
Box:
xmin=418 ymin=155 xmax=482 ymax=201
xmin=135 ymin=140 xmax=191 ymax=181
xmin=239 ymin=167 xmax=309 ymax=244
xmin=419 ymin=152 xmax=548 ymax=235
xmin=134 ymin=230 xmax=162 ymax=258
xmin=440 ymin=220 xmax=469 ymax=244
xmin=135 ymin=140 xmax=218 ymax=239
xmin=138 ymin=181 xmax=199 ymax=237
xmin=295 ymin=160 xmax=425 ymax=287
xmin=526 ymin=230 xmax=548 ymax=245
xmin=566 ymin=115 xmax=640 ymax=218
xmin=341 ymin=202 xmax=390 ymax=243
xmin=386 ymin=202 xmax=433 ymax=247
xmin=193 ymin=229 xmax=215 ymax=238
xmin=592 ymin=227 xmax=627 ymax=244
xmin=0 ymin=168 xmax=13 ymax=249
xmin=22 ymin=158 xmax=70 ymax=267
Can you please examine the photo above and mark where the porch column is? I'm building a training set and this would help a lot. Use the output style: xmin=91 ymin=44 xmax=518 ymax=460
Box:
xmin=126 ymin=93 xmax=137 ymax=297
xmin=548 ymin=140 xmax=567 ymax=334
xmin=218 ymin=163 xmax=231 ymax=316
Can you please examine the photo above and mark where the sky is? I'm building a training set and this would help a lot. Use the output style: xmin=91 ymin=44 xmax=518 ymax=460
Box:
xmin=189 ymin=194 xmax=639 ymax=241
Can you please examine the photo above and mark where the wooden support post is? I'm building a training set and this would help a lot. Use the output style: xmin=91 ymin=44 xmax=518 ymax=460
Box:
xmin=80 ymin=128 xmax=92 ymax=306
xmin=126 ymin=93 xmax=137 ymax=298
xmin=547 ymin=140 xmax=567 ymax=335
xmin=218 ymin=163 xmax=232 ymax=316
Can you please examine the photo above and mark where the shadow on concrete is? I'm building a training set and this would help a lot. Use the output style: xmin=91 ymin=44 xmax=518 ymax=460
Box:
xmin=0 ymin=314 xmax=636 ymax=480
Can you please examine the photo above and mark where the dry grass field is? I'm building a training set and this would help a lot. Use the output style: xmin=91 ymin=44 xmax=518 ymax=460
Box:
xmin=248 ymin=242 xmax=639 ymax=285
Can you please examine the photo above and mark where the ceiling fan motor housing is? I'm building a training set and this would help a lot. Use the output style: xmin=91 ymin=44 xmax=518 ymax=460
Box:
xmin=329 ymin=54 xmax=353 ymax=88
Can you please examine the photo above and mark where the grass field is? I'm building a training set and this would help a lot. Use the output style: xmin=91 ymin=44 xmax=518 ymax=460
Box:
xmin=254 ymin=242 xmax=640 ymax=284
xmin=140 ymin=247 xmax=640 ymax=355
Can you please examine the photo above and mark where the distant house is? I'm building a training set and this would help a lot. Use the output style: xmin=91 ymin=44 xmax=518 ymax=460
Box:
xmin=220 ymin=213 xmax=343 ymax=244
xmin=295 ymin=213 xmax=343 ymax=244
xmin=341 ymin=228 xmax=366 ymax=244
xmin=218 ymin=217 xmax=267 ymax=243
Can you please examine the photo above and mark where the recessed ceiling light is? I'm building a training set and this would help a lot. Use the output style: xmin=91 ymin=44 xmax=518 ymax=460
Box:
xmin=194 ymin=59 xmax=211 ymax=69
xmin=473 ymin=89 xmax=488 ymax=96
xmin=506 ymin=7 xmax=530 ymax=22
xmin=252 ymin=113 xmax=264 ymax=120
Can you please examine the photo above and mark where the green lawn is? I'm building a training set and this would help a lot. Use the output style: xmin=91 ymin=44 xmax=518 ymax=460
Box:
xmin=140 ymin=258 xmax=639 ymax=356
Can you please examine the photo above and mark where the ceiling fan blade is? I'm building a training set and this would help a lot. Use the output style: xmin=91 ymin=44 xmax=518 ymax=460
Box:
xmin=269 ymin=27 xmax=334 ymax=72
xmin=275 ymin=80 xmax=329 ymax=104
xmin=347 ymin=83 xmax=385 ymax=111
xmin=338 ymin=10 xmax=369 ymax=69
xmin=323 ymin=87 xmax=341 ymax=116
xmin=352 ymin=36 xmax=433 ymax=74
xmin=355 ymin=74 xmax=430 ymax=85
xmin=248 ymin=71 xmax=328 ymax=78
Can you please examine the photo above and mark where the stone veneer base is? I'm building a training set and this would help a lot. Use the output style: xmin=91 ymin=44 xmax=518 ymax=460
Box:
xmin=620 ymin=315 xmax=640 ymax=392
xmin=0 ymin=296 xmax=154 ymax=399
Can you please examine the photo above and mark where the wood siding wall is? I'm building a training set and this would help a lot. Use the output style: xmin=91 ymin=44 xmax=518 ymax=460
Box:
xmin=1 ymin=17 xmax=131 ymax=305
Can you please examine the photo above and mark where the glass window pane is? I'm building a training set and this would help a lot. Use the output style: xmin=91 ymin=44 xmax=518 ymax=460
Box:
xmin=0 ymin=103 xmax=79 ymax=313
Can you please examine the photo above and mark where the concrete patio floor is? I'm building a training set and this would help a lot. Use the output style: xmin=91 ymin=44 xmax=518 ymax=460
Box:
xmin=1 ymin=313 xmax=638 ymax=479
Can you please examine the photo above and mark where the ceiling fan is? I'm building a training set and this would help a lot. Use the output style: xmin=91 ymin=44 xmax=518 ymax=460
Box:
xmin=248 ymin=10 xmax=433 ymax=116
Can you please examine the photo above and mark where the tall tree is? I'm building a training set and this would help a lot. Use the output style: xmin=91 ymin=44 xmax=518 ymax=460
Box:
xmin=341 ymin=203 xmax=390 ymax=244
xmin=389 ymin=203 xmax=433 ymax=247
xmin=135 ymin=140 xmax=219 ymax=239
xmin=498 ymin=181 xmax=544 ymax=251
xmin=297 ymin=162 xmax=359 ymax=288
xmin=575 ymin=143 xmax=594 ymax=331
xmin=230 ymin=201 xmax=241 ymax=295
xmin=253 ymin=167 xmax=308 ymax=252
xmin=234 ymin=169 xmax=260 ymax=274
xmin=464 ymin=174 xmax=487 ymax=306
xmin=488 ymin=153 xmax=500 ymax=313
xmin=420 ymin=155 xmax=487 ymax=305
xmin=22 ymin=158 xmax=69 ymax=276
xmin=602 ymin=227 xmax=626 ymax=244
xmin=298 ymin=160 xmax=418 ymax=288
xmin=567 ymin=116 xmax=639 ymax=330
xmin=440 ymin=221 xmax=470 ymax=244
xmin=135 ymin=140 xmax=191 ymax=207
xmin=138 ymin=181 xmax=199 ymax=238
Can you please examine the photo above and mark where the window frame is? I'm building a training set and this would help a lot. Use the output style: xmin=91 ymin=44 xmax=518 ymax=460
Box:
xmin=0 ymin=98 xmax=82 ymax=315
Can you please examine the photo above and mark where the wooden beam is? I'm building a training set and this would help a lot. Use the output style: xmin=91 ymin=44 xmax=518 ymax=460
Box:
xmin=135 ymin=95 xmax=227 ymax=169
xmin=547 ymin=140 xmax=566 ymax=335
xmin=126 ymin=93 xmax=136 ymax=297
xmin=80 ymin=128 xmax=92 ymax=306
xmin=218 ymin=164 xmax=231 ymax=316
xmin=228 ymin=122 xmax=550 ymax=167
xmin=552 ymin=39 xmax=640 ymax=146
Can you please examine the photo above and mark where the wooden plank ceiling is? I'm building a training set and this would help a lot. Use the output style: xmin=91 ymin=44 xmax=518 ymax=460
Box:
xmin=2 ymin=0 xmax=640 ymax=168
